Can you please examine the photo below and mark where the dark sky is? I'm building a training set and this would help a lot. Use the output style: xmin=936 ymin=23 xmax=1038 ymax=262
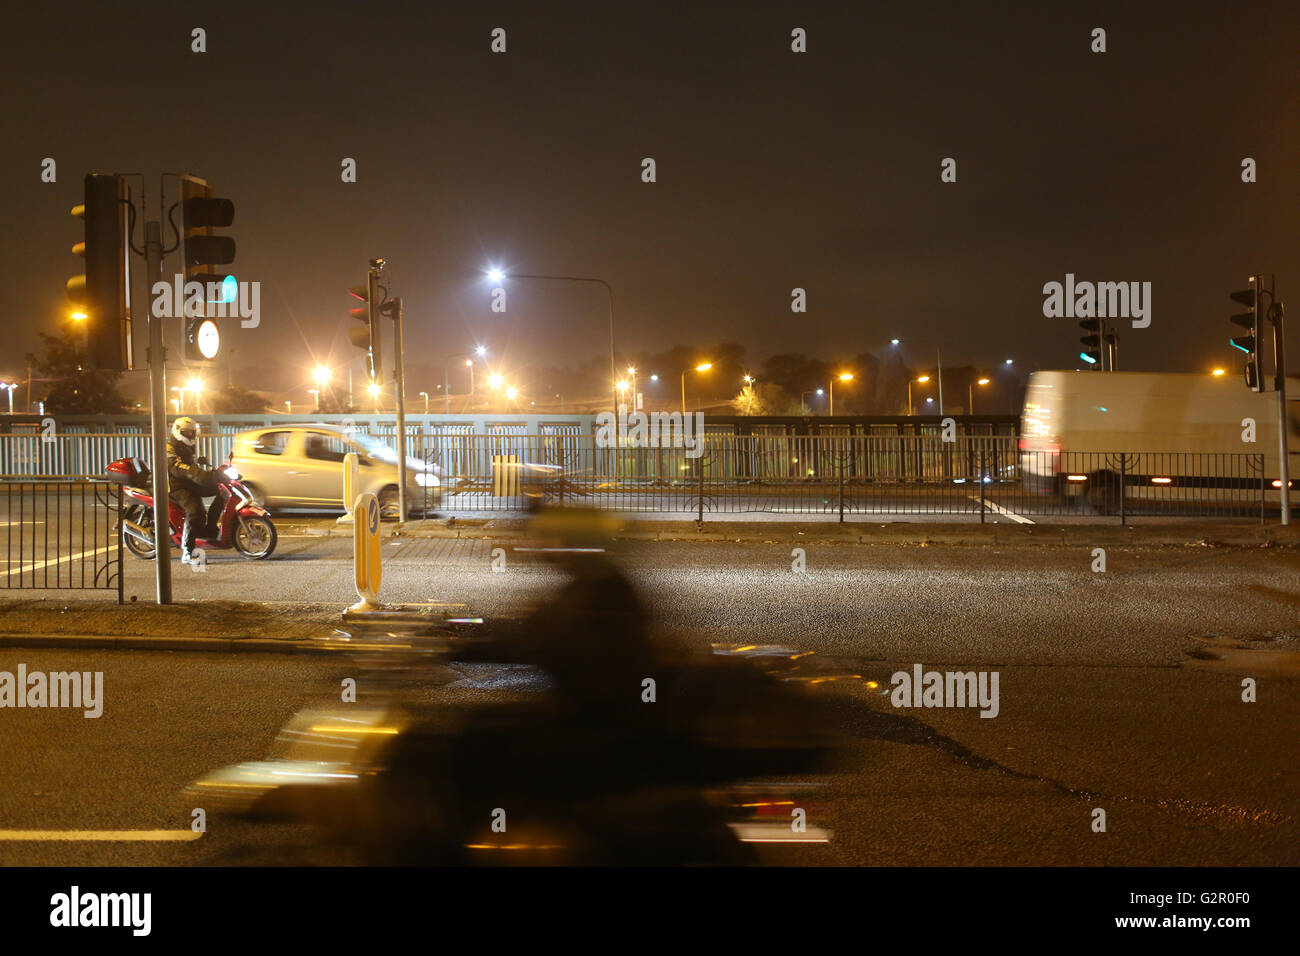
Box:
xmin=2 ymin=0 xmax=1297 ymax=399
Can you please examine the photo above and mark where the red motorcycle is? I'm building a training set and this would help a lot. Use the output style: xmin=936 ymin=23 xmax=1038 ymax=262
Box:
xmin=105 ymin=456 xmax=277 ymax=561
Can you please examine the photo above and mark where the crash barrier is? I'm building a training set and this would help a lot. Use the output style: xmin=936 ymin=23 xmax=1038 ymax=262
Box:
xmin=0 ymin=479 xmax=124 ymax=601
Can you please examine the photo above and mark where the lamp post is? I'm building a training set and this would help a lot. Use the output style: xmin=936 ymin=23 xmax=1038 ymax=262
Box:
xmin=442 ymin=351 xmax=479 ymax=413
xmin=910 ymin=375 xmax=931 ymax=416
xmin=681 ymin=362 xmax=713 ymax=414
xmin=829 ymin=372 xmax=853 ymax=416
xmin=309 ymin=389 xmax=321 ymax=412
xmin=800 ymin=388 xmax=823 ymax=415
xmin=418 ymin=390 xmax=429 ymax=414
xmin=969 ymin=377 xmax=990 ymax=415
xmin=936 ymin=349 xmax=945 ymax=415
xmin=0 ymin=383 xmax=15 ymax=415
xmin=487 ymin=269 xmax=618 ymax=423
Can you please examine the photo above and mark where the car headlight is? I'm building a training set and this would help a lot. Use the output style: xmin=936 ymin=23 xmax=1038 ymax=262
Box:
xmin=415 ymin=472 xmax=438 ymax=488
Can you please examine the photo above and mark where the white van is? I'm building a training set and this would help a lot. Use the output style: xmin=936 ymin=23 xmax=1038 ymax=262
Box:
xmin=1019 ymin=371 xmax=1299 ymax=506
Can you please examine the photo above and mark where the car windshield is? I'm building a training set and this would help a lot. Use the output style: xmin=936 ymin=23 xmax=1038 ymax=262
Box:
xmin=352 ymin=433 xmax=398 ymax=463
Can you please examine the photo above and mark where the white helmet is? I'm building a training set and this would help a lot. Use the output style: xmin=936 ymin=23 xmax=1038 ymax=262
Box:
xmin=171 ymin=416 xmax=199 ymax=445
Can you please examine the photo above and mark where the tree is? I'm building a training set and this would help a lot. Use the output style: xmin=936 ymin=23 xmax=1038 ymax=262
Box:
xmin=733 ymin=381 xmax=801 ymax=415
xmin=26 ymin=329 xmax=128 ymax=414
xmin=210 ymin=384 xmax=270 ymax=414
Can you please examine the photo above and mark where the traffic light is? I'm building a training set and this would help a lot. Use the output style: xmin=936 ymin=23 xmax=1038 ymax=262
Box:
xmin=1079 ymin=318 xmax=1106 ymax=368
xmin=179 ymin=175 xmax=235 ymax=362
xmin=348 ymin=272 xmax=382 ymax=383
xmin=1230 ymin=280 xmax=1262 ymax=391
xmin=67 ymin=173 xmax=133 ymax=370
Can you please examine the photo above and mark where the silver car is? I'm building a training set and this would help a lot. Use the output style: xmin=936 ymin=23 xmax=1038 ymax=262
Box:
xmin=230 ymin=424 xmax=439 ymax=518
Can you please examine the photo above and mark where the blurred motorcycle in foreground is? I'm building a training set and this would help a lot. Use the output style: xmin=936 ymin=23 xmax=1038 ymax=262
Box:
xmin=189 ymin=510 xmax=863 ymax=864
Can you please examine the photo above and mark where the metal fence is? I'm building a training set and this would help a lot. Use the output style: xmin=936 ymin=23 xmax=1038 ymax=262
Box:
xmin=0 ymin=431 xmax=1269 ymax=524
xmin=414 ymin=435 xmax=1268 ymax=523
xmin=1 ymin=480 xmax=124 ymax=601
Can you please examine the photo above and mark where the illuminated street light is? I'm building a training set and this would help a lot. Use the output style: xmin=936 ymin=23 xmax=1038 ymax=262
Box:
xmin=485 ymin=266 xmax=620 ymax=426
xmin=681 ymin=362 xmax=713 ymax=413
xmin=475 ymin=346 xmax=487 ymax=357
xmin=308 ymin=388 xmax=321 ymax=411
xmin=505 ymin=385 xmax=518 ymax=401
xmin=969 ymin=376 xmax=991 ymax=415
xmin=418 ymin=390 xmax=429 ymax=413
xmin=829 ymin=372 xmax=854 ymax=415
xmin=890 ymin=338 xmax=900 ymax=346
xmin=488 ymin=373 xmax=504 ymax=389
xmin=908 ymin=376 xmax=932 ymax=416
xmin=1212 ymin=368 xmax=1226 ymax=376
xmin=313 ymin=366 xmax=332 ymax=386
xmin=71 ymin=312 xmax=88 ymax=322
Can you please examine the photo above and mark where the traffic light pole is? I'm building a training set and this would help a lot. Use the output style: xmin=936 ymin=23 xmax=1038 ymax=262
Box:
xmin=1271 ymin=301 xmax=1290 ymax=526
xmin=144 ymin=219 xmax=173 ymax=602
xmin=391 ymin=297 xmax=408 ymax=523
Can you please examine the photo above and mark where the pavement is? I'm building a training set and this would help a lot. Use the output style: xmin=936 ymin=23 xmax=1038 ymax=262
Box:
xmin=2 ymin=519 xmax=1298 ymax=654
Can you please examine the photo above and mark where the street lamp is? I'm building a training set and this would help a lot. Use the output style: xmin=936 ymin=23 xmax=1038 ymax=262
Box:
xmin=969 ymin=377 xmax=990 ymax=415
xmin=0 ymin=382 xmax=15 ymax=415
xmin=367 ymin=381 xmax=380 ymax=414
xmin=418 ymin=390 xmax=429 ymax=414
xmin=829 ymin=372 xmax=853 ymax=416
xmin=681 ymin=362 xmax=713 ymax=414
xmin=486 ymin=268 xmax=619 ymax=425
xmin=800 ymin=387 xmax=824 ymax=415
xmin=284 ymin=399 xmax=293 ymax=414
xmin=909 ymin=375 xmax=931 ymax=416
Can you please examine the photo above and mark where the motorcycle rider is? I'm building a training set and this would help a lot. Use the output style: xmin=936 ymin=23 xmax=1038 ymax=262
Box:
xmin=167 ymin=416 xmax=217 ymax=563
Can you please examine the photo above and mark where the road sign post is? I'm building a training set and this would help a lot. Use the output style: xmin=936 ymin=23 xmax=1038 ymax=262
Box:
xmin=349 ymin=491 xmax=382 ymax=612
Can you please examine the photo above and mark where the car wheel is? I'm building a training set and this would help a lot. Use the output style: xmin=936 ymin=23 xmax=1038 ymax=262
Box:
xmin=378 ymin=486 xmax=401 ymax=520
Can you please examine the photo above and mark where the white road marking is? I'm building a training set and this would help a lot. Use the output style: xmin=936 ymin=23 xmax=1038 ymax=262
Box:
xmin=969 ymin=496 xmax=1034 ymax=524
xmin=6 ymin=544 xmax=115 ymax=574
xmin=0 ymin=829 xmax=202 ymax=842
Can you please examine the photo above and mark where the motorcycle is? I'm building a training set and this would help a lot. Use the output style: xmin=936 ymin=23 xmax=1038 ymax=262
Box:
xmin=105 ymin=455 xmax=278 ymax=560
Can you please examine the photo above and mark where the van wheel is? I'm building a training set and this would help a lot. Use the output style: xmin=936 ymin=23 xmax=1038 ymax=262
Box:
xmin=378 ymin=487 xmax=401 ymax=520
xmin=1086 ymin=471 xmax=1122 ymax=514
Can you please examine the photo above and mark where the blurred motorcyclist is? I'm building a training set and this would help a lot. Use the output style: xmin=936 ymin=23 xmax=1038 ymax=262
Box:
xmin=167 ymin=416 xmax=216 ymax=563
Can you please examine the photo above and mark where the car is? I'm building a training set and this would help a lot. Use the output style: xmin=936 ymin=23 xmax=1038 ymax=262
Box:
xmin=229 ymin=424 xmax=440 ymax=518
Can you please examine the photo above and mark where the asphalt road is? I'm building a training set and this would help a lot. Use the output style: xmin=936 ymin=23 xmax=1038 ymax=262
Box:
xmin=0 ymin=530 xmax=1295 ymax=865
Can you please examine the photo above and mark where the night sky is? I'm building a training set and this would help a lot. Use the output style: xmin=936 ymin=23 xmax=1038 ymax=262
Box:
xmin=2 ymin=0 xmax=1297 ymax=403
